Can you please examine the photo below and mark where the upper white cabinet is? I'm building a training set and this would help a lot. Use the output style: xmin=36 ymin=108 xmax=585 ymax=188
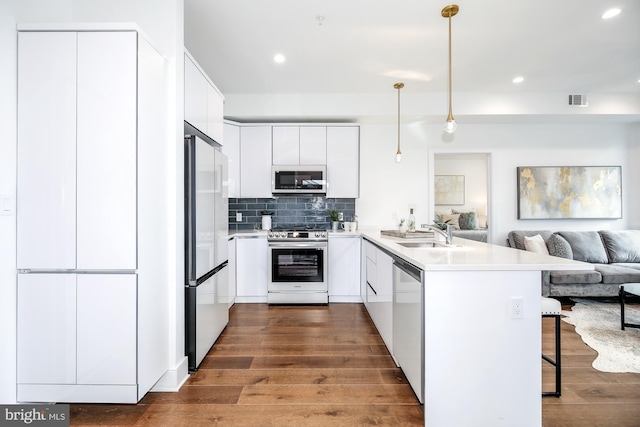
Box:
xmin=222 ymin=122 xmax=240 ymax=198
xmin=272 ymin=126 xmax=327 ymax=165
xmin=184 ymin=50 xmax=224 ymax=144
xmin=17 ymin=32 xmax=77 ymax=269
xmin=240 ymin=126 xmax=272 ymax=198
xmin=327 ymin=126 xmax=360 ymax=198
xmin=17 ymin=31 xmax=136 ymax=270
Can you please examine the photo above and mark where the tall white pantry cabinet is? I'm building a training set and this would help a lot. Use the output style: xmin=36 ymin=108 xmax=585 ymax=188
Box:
xmin=16 ymin=27 xmax=169 ymax=403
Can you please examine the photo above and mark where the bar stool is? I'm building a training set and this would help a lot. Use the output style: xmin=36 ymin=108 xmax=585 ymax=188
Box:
xmin=619 ymin=283 xmax=640 ymax=330
xmin=541 ymin=296 xmax=561 ymax=397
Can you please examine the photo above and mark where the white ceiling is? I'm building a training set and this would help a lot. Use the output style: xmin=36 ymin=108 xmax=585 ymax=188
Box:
xmin=184 ymin=0 xmax=640 ymax=98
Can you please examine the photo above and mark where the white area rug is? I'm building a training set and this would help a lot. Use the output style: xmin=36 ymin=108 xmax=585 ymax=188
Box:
xmin=561 ymin=298 xmax=640 ymax=373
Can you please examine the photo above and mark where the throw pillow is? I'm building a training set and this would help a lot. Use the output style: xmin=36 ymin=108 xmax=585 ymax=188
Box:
xmin=524 ymin=234 xmax=549 ymax=255
xmin=458 ymin=211 xmax=478 ymax=230
xmin=546 ymin=233 xmax=573 ymax=259
xmin=476 ymin=214 xmax=488 ymax=229
xmin=557 ymin=231 xmax=608 ymax=264
xmin=441 ymin=213 xmax=460 ymax=230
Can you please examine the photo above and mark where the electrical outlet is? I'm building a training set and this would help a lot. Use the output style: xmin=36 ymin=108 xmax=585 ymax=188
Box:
xmin=236 ymin=212 xmax=242 ymax=222
xmin=510 ymin=297 xmax=524 ymax=319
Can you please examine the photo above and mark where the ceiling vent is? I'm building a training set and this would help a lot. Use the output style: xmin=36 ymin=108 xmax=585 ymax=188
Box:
xmin=568 ymin=94 xmax=588 ymax=107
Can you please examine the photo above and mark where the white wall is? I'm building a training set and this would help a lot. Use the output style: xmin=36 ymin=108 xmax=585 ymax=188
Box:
xmin=352 ymin=120 xmax=634 ymax=246
xmin=434 ymin=153 xmax=488 ymax=213
xmin=0 ymin=0 xmax=184 ymax=404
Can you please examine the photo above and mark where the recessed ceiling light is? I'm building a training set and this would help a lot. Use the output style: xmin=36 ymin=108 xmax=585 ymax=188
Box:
xmin=602 ymin=8 xmax=621 ymax=19
xmin=512 ymin=76 xmax=524 ymax=84
xmin=273 ymin=54 xmax=285 ymax=63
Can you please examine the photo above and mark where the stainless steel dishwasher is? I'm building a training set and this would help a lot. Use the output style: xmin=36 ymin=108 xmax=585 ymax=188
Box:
xmin=392 ymin=257 xmax=424 ymax=404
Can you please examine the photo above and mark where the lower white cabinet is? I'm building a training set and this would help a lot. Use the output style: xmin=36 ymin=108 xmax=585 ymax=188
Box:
xmin=328 ymin=235 xmax=361 ymax=302
xmin=228 ymin=237 xmax=237 ymax=307
xmin=362 ymin=239 xmax=394 ymax=353
xmin=17 ymin=273 xmax=137 ymax=401
xmin=235 ymin=236 xmax=268 ymax=302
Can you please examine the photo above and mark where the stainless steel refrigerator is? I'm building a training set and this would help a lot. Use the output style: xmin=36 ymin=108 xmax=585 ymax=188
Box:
xmin=185 ymin=134 xmax=229 ymax=372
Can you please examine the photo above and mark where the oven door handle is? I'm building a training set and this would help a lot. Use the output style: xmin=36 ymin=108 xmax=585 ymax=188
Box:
xmin=268 ymin=242 xmax=327 ymax=248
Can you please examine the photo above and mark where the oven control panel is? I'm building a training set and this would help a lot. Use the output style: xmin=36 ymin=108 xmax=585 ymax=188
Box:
xmin=268 ymin=230 xmax=328 ymax=240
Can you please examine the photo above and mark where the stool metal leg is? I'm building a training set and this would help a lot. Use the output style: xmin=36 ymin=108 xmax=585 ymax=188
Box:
xmin=621 ymin=286 xmax=626 ymax=331
xmin=542 ymin=313 xmax=561 ymax=397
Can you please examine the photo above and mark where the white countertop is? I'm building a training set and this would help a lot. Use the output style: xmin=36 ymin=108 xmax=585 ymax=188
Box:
xmin=361 ymin=229 xmax=593 ymax=272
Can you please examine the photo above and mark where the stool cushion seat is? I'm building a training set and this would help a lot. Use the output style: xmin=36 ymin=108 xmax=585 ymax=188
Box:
xmin=541 ymin=296 xmax=561 ymax=315
xmin=620 ymin=283 xmax=640 ymax=296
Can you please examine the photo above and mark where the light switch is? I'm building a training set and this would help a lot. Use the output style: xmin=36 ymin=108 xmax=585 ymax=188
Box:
xmin=0 ymin=194 xmax=14 ymax=216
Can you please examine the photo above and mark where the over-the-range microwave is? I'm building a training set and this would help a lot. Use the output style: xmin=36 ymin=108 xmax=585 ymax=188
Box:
xmin=272 ymin=165 xmax=326 ymax=195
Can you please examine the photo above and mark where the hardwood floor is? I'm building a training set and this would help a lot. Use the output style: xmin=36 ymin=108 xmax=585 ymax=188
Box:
xmin=69 ymin=301 xmax=640 ymax=426
xmin=541 ymin=299 xmax=640 ymax=427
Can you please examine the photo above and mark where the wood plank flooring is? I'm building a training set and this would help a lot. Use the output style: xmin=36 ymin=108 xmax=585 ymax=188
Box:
xmin=69 ymin=301 xmax=640 ymax=426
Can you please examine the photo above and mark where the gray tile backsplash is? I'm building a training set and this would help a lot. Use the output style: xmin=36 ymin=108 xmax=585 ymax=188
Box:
xmin=229 ymin=196 xmax=356 ymax=231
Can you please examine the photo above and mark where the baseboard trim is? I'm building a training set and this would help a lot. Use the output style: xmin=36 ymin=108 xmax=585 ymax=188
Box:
xmin=150 ymin=357 xmax=189 ymax=392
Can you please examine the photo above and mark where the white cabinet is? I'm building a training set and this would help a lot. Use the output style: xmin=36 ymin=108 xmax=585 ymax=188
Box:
xmin=328 ymin=235 xmax=361 ymax=302
xmin=222 ymin=122 xmax=240 ymax=198
xmin=228 ymin=238 xmax=237 ymax=307
xmin=17 ymin=32 xmax=77 ymax=269
xmin=362 ymin=239 xmax=393 ymax=352
xmin=17 ymin=274 xmax=137 ymax=387
xmin=207 ymin=83 xmax=224 ymax=143
xmin=300 ymin=127 xmax=327 ymax=165
xmin=272 ymin=127 xmax=300 ymax=165
xmin=77 ymin=275 xmax=137 ymax=385
xmin=17 ymin=274 xmax=77 ymax=385
xmin=326 ymin=126 xmax=360 ymax=198
xmin=240 ymin=126 xmax=272 ymax=198
xmin=184 ymin=51 xmax=224 ymax=144
xmin=235 ymin=236 xmax=268 ymax=302
xmin=184 ymin=54 xmax=208 ymax=134
xmin=272 ymin=126 xmax=326 ymax=165
xmin=17 ymin=28 xmax=168 ymax=404
xmin=18 ymin=31 xmax=136 ymax=270
xmin=76 ymin=32 xmax=137 ymax=270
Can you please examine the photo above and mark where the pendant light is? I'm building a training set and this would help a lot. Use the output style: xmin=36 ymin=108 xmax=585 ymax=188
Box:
xmin=394 ymin=82 xmax=404 ymax=163
xmin=442 ymin=4 xmax=459 ymax=134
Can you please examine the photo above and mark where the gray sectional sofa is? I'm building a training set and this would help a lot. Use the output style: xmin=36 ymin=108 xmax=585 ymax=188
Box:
xmin=507 ymin=230 xmax=640 ymax=297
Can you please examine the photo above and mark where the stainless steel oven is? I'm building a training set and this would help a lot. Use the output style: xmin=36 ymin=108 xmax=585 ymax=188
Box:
xmin=267 ymin=228 xmax=328 ymax=304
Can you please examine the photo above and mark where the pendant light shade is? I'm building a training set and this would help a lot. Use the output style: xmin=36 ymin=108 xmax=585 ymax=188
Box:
xmin=442 ymin=4 xmax=459 ymax=134
xmin=394 ymin=82 xmax=404 ymax=163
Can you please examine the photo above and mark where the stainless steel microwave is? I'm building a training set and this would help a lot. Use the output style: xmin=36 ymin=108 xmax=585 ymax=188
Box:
xmin=272 ymin=165 xmax=326 ymax=195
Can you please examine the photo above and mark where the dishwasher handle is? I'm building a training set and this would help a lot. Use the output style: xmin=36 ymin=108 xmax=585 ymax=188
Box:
xmin=393 ymin=258 xmax=422 ymax=283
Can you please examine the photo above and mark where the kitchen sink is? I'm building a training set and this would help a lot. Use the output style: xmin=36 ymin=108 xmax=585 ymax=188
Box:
xmin=396 ymin=241 xmax=449 ymax=248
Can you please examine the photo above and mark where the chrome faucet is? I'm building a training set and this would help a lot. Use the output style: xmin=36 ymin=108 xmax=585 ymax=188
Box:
xmin=422 ymin=224 xmax=452 ymax=245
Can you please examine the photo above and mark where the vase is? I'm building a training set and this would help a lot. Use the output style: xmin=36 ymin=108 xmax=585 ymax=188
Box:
xmin=331 ymin=221 xmax=339 ymax=231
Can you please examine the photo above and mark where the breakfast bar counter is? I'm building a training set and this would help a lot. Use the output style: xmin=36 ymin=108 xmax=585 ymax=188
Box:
xmin=359 ymin=229 xmax=589 ymax=427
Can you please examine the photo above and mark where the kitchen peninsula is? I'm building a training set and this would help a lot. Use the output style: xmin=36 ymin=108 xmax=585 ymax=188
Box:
xmin=360 ymin=230 xmax=591 ymax=427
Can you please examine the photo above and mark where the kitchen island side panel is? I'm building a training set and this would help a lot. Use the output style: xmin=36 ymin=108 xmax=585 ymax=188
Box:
xmin=424 ymin=269 xmax=541 ymax=427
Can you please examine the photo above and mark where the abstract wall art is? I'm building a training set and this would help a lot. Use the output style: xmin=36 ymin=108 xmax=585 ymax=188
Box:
xmin=434 ymin=175 xmax=465 ymax=205
xmin=517 ymin=166 xmax=622 ymax=219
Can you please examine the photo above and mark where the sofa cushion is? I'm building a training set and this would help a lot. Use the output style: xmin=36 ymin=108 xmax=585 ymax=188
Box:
xmin=458 ymin=211 xmax=479 ymax=230
xmin=598 ymin=230 xmax=640 ymax=263
xmin=546 ymin=233 xmax=573 ymax=259
xmin=594 ymin=264 xmax=640 ymax=284
xmin=557 ymin=231 xmax=608 ymax=263
xmin=549 ymin=269 xmax=602 ymax=285
xmin=612 ymin=263 xmax=640 ymax=271
xmin=508 ymin=230 xmax=553 ymax=250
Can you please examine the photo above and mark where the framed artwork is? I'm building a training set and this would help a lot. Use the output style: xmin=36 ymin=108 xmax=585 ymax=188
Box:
xmin=517 ymin=166 xmax=622 ymax=219
xmin=434 ymin=175 xmax=465 ymax=205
